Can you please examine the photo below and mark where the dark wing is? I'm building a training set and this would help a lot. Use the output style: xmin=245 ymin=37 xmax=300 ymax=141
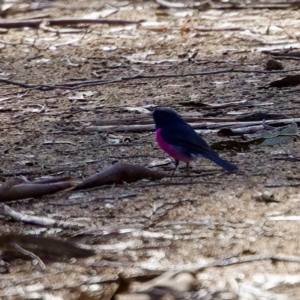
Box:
xmin=160 ymin=124 xmax=238 ymax=172
xmin=159 ymin=124 xmax=213 ymax=154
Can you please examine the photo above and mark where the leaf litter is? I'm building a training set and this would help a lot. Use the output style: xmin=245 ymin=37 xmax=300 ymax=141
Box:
xmin=1 ymin=0 xmax=300 ymax=299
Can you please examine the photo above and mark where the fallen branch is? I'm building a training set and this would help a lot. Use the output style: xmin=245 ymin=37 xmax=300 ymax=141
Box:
xmin=0 ymin=177 xmax=74 ymax=202
xmin=75 ymin=163 xmax=166 ymax=190
xmin=0 ymin=204 xmax=85 ymax=229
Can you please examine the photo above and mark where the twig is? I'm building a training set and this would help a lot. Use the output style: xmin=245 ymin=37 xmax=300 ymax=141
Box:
xmin=195 ymin=27 xmax=243 ymax=31
xmin=156 ymin=0 xmax=208 ymax=9
xmin=85 ymin=118 xmax=300 ymax=132
xmin=12 ymin=243 xmax=46 ymax=269
xmin=155 ymin=221 xmax=251 ymax=228
xmin=269 ymin=216 xmax=300 ymax=221
xmin=42 ymin=140 xmax=76 ymax=146
xmin=91 ymin=254 xmax=300 ymax=272
xmin=201 ymin=254 xmax=300 ymax=269
xmin=1 ymin=68 xmax=300 ymax=91
xmin=0 ymin=69 xmax=234 ymax=91
xmin=265 ymin=183 xmax=300 ymax=188
xmin=52 ymin=192 xmax=138 ymax=206
xmin=141 ymin=254 xmax=300 ymax=272
xmin=73 ymin=224 xmax=145 ymax=237
xmin=0 ymin=204 xmax=85 ymax=229
xmin=283 ymin=87 xmax=300 ymax=93
xmin=268 ymin=56 xmax=300 ymax=61
xmin=261 ymin=51 xmax=300 ymax=58
xmin=137 ymin=180 xmax=218 ymax=188
xmin=215 ymin=3 xmax=297 ymax=9
xmin=92 ymin=260 xmax=135 ymax=268
xmin=0 ymin=18 xmax=143 ymax=29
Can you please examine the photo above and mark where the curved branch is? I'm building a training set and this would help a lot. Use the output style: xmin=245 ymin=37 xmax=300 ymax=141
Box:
xmin=75 ymin=163 xmax=166 ymax=190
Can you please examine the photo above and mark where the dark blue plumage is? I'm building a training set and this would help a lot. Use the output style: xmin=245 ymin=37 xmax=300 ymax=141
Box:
xmin=153 ymin=108 xmax=237 ymax=172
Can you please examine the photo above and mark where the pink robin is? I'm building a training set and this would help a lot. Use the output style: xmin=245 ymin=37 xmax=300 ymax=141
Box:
xmin=153 ymin=108 xmax=237 ymax=172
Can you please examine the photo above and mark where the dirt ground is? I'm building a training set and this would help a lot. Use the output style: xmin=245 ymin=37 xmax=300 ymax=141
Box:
xmin=1 ymin=0 xmax=300 ymax=299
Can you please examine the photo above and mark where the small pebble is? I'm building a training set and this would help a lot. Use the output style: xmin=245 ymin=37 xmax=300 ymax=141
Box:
xmin=252 ymin=191 xmax=278 ymax=202
xmin=265 ymin=59 xmax=284 ymax=70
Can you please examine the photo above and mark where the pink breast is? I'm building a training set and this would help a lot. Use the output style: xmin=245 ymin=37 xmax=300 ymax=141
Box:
xmin=155 ymin=128 xmax=190 ymax=162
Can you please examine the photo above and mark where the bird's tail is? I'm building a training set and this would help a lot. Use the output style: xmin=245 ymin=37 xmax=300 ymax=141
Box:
xmin=202 ymin=151 xmax=238 ymax=173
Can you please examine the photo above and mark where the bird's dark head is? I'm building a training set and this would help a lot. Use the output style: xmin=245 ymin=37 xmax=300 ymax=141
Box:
xmin=153 ymin=108 xmax=185 ymax=129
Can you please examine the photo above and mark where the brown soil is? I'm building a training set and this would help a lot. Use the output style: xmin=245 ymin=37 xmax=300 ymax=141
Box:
xmin=1 ymin=1 xmax=300 ymax=299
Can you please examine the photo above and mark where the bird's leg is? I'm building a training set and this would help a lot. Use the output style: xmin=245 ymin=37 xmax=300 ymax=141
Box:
xmin=171 ymin=160 xmax=179 ymax=179
xmin=186 ymin=162 xmax=190 ymax=176
xmin=186 ymin=161 xmax=194 ymax=183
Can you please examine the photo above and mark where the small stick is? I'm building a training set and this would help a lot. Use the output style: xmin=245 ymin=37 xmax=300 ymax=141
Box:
xmin=12 ymin=243 xmax=46 ymax=269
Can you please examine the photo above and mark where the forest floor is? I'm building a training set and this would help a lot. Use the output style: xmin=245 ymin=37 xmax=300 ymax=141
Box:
xmin=1 ymin=0 xmax=300 ymax=299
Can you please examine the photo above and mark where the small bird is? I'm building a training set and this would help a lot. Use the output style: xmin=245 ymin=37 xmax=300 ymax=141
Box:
xmin=153 ymin=108 xmax=237 ymax=173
